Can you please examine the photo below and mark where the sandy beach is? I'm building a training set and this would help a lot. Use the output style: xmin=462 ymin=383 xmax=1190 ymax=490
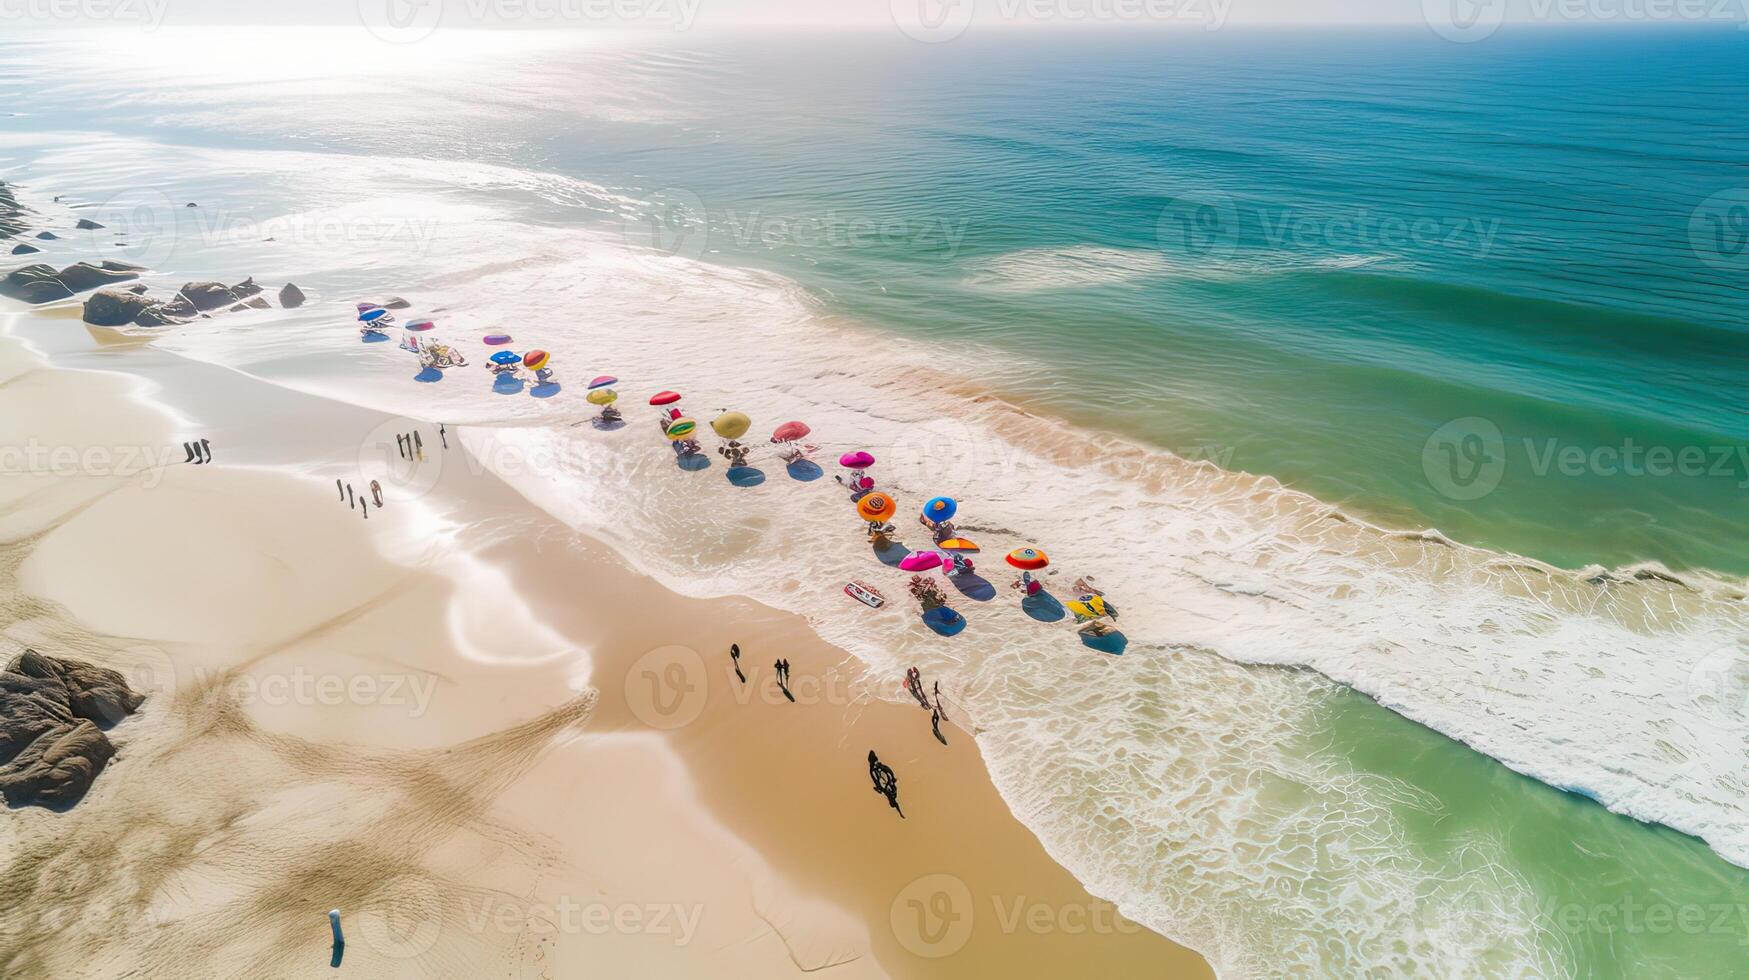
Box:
xmin=0 ymin=311 xmax=1209 ymax=978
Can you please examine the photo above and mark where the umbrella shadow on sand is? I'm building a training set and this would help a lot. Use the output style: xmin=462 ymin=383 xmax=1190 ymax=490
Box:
xmin=529 ymin=382 xmax=562 ymax=399
xmin=785 ymin=459 xmax=824 ymax=482
xmin=1080 ymin=629 xmax=1127 ymax=655
xmin=493 ymin=375 xmax=526 ymax=396
xmin=361 ymin=332 xmax=390 ymax=344
xmin=921 ymin=606 xmax=967 ymax=636
xmin=590 ymin=417 xmax=627 ymax=431
xmin=727 ymin=465 xmax=766 ymax=487
xmin=1021 ymin=589 xmax=1067 ymax=623
xmin=414 ymin=366 xmax=443 ymax=384
xmin=949 ymin=573 xmax=997 ymax=602
xmin=872 ymin=540 xmax=911 ymax=567
xmin=676 ymin=453 xmax=712 ymax=472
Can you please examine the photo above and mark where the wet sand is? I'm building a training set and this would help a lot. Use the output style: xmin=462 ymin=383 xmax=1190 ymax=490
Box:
xmin=0 ymin=313 xmax=1210 ymax=978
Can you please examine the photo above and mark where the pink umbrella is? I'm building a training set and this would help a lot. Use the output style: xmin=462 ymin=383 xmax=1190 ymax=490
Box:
xmin=839 ymin=451 xmax=875 ymax=469
xmin=405 ymin=319 xmax=435 ymax=332
xmin=898 ymin=551 xmax=944 ymax=572
xmin=483 ymin=333 xmax=513 ymax=346
xmin=772 ymin=421 xmax=811 ymax=443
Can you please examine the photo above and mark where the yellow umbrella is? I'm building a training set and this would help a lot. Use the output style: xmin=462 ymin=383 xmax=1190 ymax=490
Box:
xmin=586 ymin=387 xmax=618 ymax=406
xmin=711 ymin=411 xmax=751 ymax=440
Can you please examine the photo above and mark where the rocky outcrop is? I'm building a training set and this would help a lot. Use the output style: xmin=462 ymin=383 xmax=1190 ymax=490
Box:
xmin=11 ymin=243 xmax=39 ymax=255
xmin=1 ymin=260 xmax=142 ymax=303
xmin=0 ymin=650 xmax=143 ymax=809
xmin=83 ymin=287 xmax=158 ymax=326
xmin=74 ymin=218 xmax=103 ymax=230
xmin=279 ymin=282 xmax=306 ymax=308
xmin=34 ymin=231 xmax=56 ymax=241
xmin=84 ymin=276 xmax=285 ymax=327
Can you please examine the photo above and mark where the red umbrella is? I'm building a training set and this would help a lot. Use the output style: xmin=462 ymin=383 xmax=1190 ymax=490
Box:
xmin=1006 ymin=548 xmax=1049 ymax=570
xmin=650 ymin=390 xmax=682 ymax=406
xmin=771 ymin=421 xmax=811 ymax=443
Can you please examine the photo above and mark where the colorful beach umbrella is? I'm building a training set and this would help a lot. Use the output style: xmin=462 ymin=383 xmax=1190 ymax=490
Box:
xmin=898 ymin=551 xmax=944 ymax=572
xmin=771 ymin=421 xmax=810 ymax=443
xmin=923 ymin=496 xmax=957 ymax=522
xmin=588 ymin=375 xmax=618 ymax=390
xmin=489 ymin=350 xmax=521 ymax=365
xmin=358 ymin=308 xmax=390 ymax=323
xmin=1006 ymin=547 xmax=1049 ymax=570
xmin=711 ymin=411 xmax=751 ymax=440
xmin=665 ymin=418 xmax=697 ymax=440
xmin=840 ymin=450 xmax=875 ymax=469
xmin=405 ymin=319 xmax=435 ymax=332
xmin=586 ymin=387 xmax=618 ymax=406
xmin=856 ymin=492 xmax=897 ymax=522
xmin=482 ymin=333 xmax=513 ymax=346
xmin=522 ymin=349 xmax=551 ymax=371
xmin=356 ymin=303 xmax=381 ymax=313
xmin=936 ymin=537 xmax=980 ymax=553
xmin=650 ymin=390 xmax=682 ymax=406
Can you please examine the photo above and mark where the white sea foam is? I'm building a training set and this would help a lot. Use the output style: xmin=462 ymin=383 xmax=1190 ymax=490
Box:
xmin=16 ymin=129 xmax=1749 ymax=977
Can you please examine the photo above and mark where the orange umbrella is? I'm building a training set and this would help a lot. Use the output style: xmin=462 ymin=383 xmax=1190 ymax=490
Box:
xmin=856 ymin=492 xmax=897 ymax=523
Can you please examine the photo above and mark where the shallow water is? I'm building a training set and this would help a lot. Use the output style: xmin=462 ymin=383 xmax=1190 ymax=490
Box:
xmin=4 ymin=26 xmax=1748 ymax=977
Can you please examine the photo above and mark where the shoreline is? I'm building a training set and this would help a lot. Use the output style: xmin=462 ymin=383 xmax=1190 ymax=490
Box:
xmin=0 ymin=311 xmax=1212 ymax=977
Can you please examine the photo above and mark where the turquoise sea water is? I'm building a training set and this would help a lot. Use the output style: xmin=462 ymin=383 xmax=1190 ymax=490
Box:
xmin=5 ymin=26 xmax=1749 ymax=977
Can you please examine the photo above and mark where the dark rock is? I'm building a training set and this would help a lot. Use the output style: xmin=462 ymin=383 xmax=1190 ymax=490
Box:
xmin=176 ymin=281 xmax=240 ymax=312
xmin=75 ymin=218 xmax=103 ymax=230
xmin=125 ymin=283 xmax=148 ymax=294
xmin=83 ymin=288 xmax=158 ymax=327
xmin=132 ymin=305 xmax=188 ymax=327
xmin=0 ymin=264 xmax=72 ymax=303
xmin=0 ymin=650 xmax=141 ymax=809
xmin=35 ymin=231 xmax=57 ymax=240
xmin=245 ymin=296 xmax=270 ymax=310
xmin=279 ymin=282 xmax=306 ymax=308
xmin=185 ymin=202 xmax=198 ymax=208
xmin=230 ymin=276 xmax=262 ymax=300
xmin=10 ymin=243 xmax=39 ymax=255
xmin=56 ymin=260 xmax=141 ymax=293
xmin=0 ymin=720 xmax=116 ymax=809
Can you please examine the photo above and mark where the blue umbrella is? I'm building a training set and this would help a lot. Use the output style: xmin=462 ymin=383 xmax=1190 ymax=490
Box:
xmin=923 ymin=496 xmax=957 ymax=522
xmin=489 ymin=350 xmax=521 ymax=365
xmin=359 ymin=308 xmax=390 ymax=323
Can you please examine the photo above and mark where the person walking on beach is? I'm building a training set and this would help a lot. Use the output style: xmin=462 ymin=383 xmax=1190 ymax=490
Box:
xmin=439 ymin=423 xmax=448 ymax=449
xmin=397 ymin=433 xmax=408 ymax=460
xmin=347 ymin=484 xmax=355 ymax=509
xmin=904 ymin=668 xmax=929 ymax=710
xmin=868 ymin=751 xmax=903 ymax=818
xmin=199 ymin=438 xmax=211 ymax=464
xmin=413 ymin=431 xmax=424 ymax=462
xmin=337 ymin=478 xmax=345 ymax=501
xmin=933 ymin=681 xmax=947 ymax=721
xmin=730 ymin=643 xmax=745 ymax=684
xmin=775 ymin=659 xmax=794 ymax=702
xmin=931 ymin=707 xmax=947 ymax=746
